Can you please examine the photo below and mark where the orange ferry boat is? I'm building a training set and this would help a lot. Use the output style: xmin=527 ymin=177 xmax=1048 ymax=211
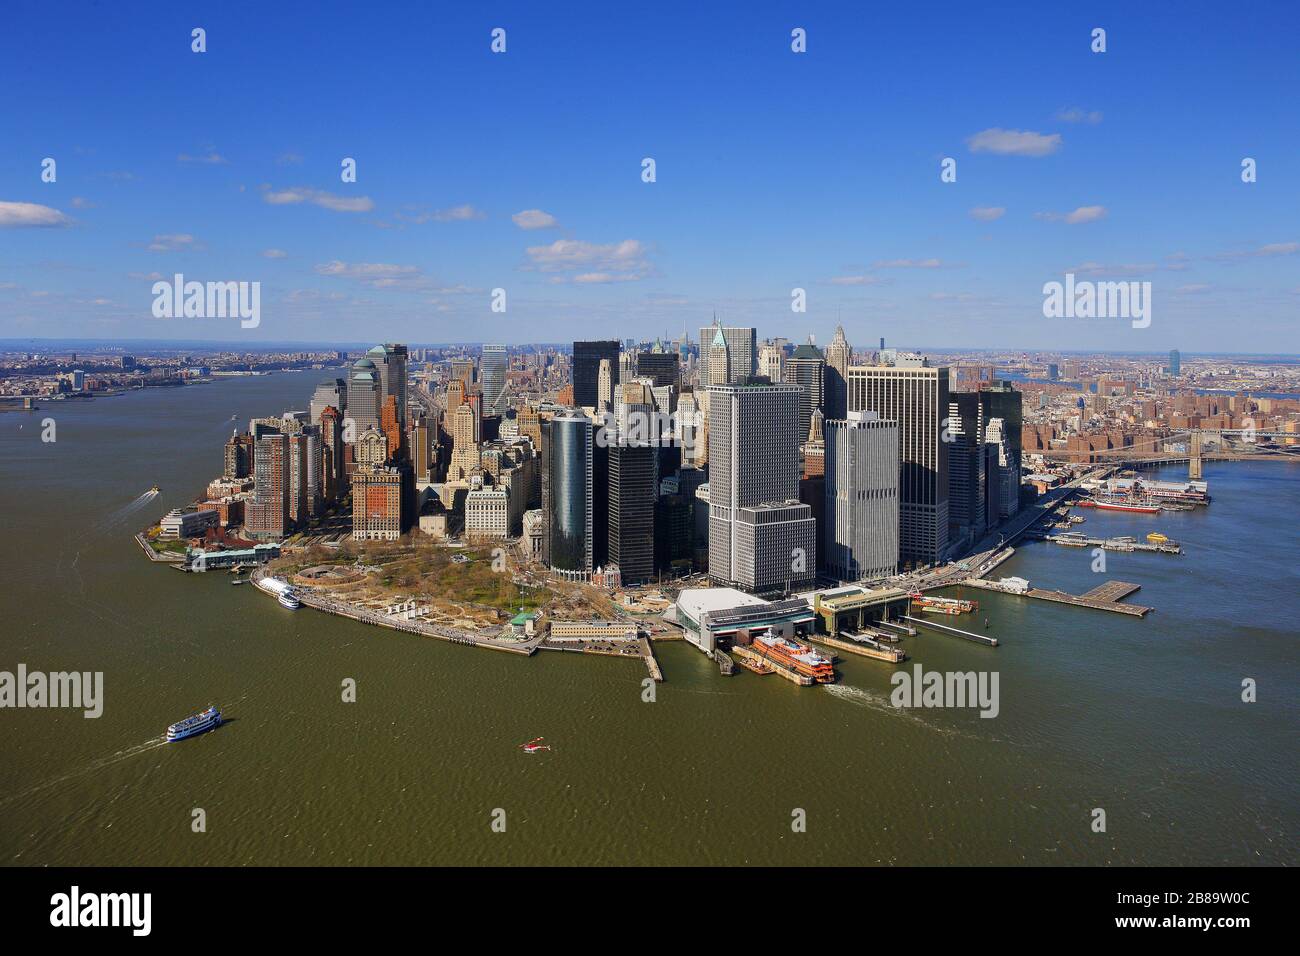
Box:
xmin=752 ymin=633 xmax=836 ymax=683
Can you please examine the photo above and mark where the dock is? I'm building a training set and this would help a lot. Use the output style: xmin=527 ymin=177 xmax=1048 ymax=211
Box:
xmin=642 ymin=637 xmax=664 ymax=682
xmin=1026 ymin=531 xmax=1182 ymax=554
xmin=902 ymin=614 xmax=999 ymax=647
xmin=809 ymin=633 xmax=906 ymax=663
xmin=965 ymin=577 xmax=1151 ymax=616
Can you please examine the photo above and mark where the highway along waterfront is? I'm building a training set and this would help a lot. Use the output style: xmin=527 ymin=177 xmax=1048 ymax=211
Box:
xmin=1 ymin=374 xmax=1296 ymax=865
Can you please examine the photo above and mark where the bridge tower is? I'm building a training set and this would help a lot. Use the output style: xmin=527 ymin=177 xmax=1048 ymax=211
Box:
xmin=1189 ymin=431 xmax=1203 ymax=480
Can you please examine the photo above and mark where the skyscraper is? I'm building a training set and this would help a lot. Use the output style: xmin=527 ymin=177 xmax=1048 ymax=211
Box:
xmin=699 ymin=321 xmax=757 ymax=384
xmin=597 ymin=358 xmax=614 ymax=410
xmin=823 ymin=326 xmax=851 ymax=421
xmin=310 ymin=378 xmax=347 ymax=425
xmin=758 ymin=342 xmax=784 ymax=383
xmin=984 ymin=418 xmax=1018 ymax=522
xmin=245 ymin=433 xmax=290 ymax=540
xmin=367 ymin=344 xmax=408 ymax=426
xmin=347 ymin=358 xmax=381 ymax=434
xmin=980 ymin=381 xmax=1022 ymax=520
xmin=635 ymin=347 xmax=680 ymax=390
xmin=608 ymin=441 xmax=658 ymax=585
xmin=319 ymin=405 xmax=344 ymax=503
xmin=1168 ymin=349 xmax=1181 ymax=377
xmin=481 ymin=344 xmax=508 ymax=415
xmin=542 ymin=414 xmax=594 ymax=573
xmin=946 ymin=391 xmax=987 ymax=539
xmin=708 ymin=381 xmax=816 ymax=594
xmin=824 ymin=411 xmax=899 ymax=582
xmin=572 ymin=340 xmax=620 ymax=409
xmin=784 ymin=338 xmax=825 ymax=442
xmin=847 ymin=362 xmax=950 ymax=566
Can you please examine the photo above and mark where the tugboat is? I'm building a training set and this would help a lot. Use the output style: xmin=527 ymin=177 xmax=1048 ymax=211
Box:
xmin=166 ymin=705 xmax=221 ymax=742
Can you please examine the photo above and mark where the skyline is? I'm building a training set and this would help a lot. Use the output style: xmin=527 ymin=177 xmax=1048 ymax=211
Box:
xmin=3 ymin=2 xmax=1299 ymax=351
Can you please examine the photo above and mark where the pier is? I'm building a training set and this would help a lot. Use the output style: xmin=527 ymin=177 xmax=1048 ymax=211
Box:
xmin=809 ymin=632 xmax=907 ymax=663
xmin=642 ymin=637 xmax=664 ymax=682
xmin=901 ymin=615 xmax=999 ymax=647
xmin=1026 ymin=531 xmax=1183 ymax=554
xmin=964 ymin=577 xmax=1151 ymax=616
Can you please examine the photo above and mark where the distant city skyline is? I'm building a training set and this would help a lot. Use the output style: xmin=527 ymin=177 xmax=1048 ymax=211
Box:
xmin=2 ymin=3 xmax=1297 ymax=351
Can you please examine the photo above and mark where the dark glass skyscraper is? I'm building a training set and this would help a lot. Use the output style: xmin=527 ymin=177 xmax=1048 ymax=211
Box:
xmin=608 ymin=442 xmax=658 ymax=584
xmin=635 ymin=350 xmax=680 ymax=390
xmin=784 ymin=340 xmax=825 ymax=441
xmin=542 ymin=414 xmax=593 ymax=572
xmin=572 ymin=340 xmax=620 ymax=409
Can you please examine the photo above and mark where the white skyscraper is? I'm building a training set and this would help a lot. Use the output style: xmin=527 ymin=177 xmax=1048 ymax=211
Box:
xmin=707 ymin=381 xmax=816 ymax=594
xmin=824 ymin=411 xmax=899 ymax=582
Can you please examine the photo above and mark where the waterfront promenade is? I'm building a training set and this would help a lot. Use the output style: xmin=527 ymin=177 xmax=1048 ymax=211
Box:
xmin=250 ymin=567 xmax=544 ymax=655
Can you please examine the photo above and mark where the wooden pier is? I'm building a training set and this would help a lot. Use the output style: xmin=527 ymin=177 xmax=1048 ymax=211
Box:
xmin=965 ymin=577 xmax=1151 ymax=616
xmin=642 ymin=637 xmax=664 ymax=682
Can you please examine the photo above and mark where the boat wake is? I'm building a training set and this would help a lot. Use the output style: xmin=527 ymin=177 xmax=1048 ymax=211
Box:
xmin=94 ymin=491 xmax=158 ymax=531
xmin=0 ymin=736 xmax=167 ymax=808
xmin=821 ymin=684 xmax=967 ymax=738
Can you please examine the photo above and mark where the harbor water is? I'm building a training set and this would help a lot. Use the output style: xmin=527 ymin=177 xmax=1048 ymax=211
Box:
xmin=1 ymin=374 xmax=1296 ymax=865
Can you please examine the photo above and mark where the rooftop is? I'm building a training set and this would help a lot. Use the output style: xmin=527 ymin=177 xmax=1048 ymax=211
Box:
xmin=676 ymin=587 xmax=768 ymax=622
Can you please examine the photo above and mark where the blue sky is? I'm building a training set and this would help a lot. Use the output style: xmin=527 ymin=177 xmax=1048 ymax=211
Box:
xmin=1 ymin=0 xmax=1297 ymax=352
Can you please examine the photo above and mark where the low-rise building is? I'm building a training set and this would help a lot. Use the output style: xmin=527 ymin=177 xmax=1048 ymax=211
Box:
xmin=673 ymin=587 xmax=815 ymax=656
xmin=160 ymin=507 xmax=219 ymax=540
xmin=548 ymin=620 xmax=638 ymax=642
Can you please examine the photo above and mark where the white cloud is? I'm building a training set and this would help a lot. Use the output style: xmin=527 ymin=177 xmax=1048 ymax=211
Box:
xmin=1054 ymin=107 xmax=1103 ymax=124
xmin=69 ymin=196 xmax=96 ymax=209
xmin=390 ymin=204 xmax=487 ymax=225
xmin=1067 ymin=261 xmax=1156 ymax=276
xmin=572 ymin=272 xmax=641 ymax=284
xmin=874 ymin=257 xmax=945 ymax=269
xmin=147 ymin=233 xmax=198 ymax=252
xmin=262 ymin=248 xmax=288 ymax=259
xmin=177 ymin=151 xmax=229 ymax=165
xmin=1037 ymin=205 xmax=1108 ymax=225
xmin=0 ymin=201 xmax=73 ymax=228
xmin=1175 ymin=284 xmax=1214 ymax=295
xmin=313 ymin=260 xmax=474 ymax=295
xmin=969 ymin=206 xmax=1005 ymax=222
xmin=525 ymin=239 xmax=650 ymax=280
xmin=1206 ymin=241 xmax=1299 ymax=262
xmin=828 ymin=275 xmax=885 ymax=286
xmin=127 ymin=271 xmax=165 ymax=281
xmin=315 ymin=260 xmax=422 ymax=288
xmin=966 ymin=128 xmax=1062 ymax=157
xmin=263 ymin=186 xmax=374 ymax=213
xmin=512 ymin=209 xmax=559 ymax=230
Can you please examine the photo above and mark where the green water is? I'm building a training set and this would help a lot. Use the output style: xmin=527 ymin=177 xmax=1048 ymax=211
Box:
xmin=1 ymin=374 xmax=1296 ymax=865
